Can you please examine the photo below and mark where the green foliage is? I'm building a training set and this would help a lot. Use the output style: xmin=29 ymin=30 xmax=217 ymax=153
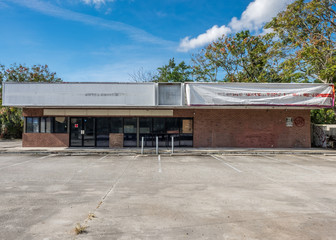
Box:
xmin=2 ymin=64 xmax=61 ymax=83
xmin=0 ymin=107 xmax=23 ymax=139
xmin=192 ymin=31 xmax=284 ymax=82
xmin=311 ymin=108 xmax=336 ymax=124
xmin=266 ymin=0 xmax=336 ymax=124
xmin=0 ymin=63 xmax=62 ymax=139
xmin=153 ymin=58 xmax=192 ymax=82
xmin=265 ymin=0 xmax=336 ymax=84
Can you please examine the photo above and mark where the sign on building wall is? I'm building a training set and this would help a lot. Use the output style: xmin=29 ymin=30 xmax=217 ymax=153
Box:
xmin=2 ymin=83 xmax=156 ymax=107
xmin=3 ymin=82 xmax=334 ymax=108
xmin=286 ymin=117 xmax=293 ymax=127
xmin=186 ymin=83 xmax=334 ymax=108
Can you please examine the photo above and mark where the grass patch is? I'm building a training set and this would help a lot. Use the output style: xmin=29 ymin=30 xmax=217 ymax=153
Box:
xmin=88 ymin=212 xmax=96 ymax=220
xmin=74 ymin=223 xmax=87 ymax=235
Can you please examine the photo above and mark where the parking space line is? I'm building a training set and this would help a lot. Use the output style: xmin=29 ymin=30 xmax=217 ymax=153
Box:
xmin=38 ymin=154 xmax=56 ymax=159
xmin=68 ymin=155 xmax=108 ymax=179
xmin=211 ymin=155 xmax=242 ymax=173
xmin=78 ymin=154 xmax=108 ymax=172
xmin=0 ymin=154 xmax=54 ymax=170
xmin=97 ymin=155 xmax=108 ymax=161
xmin=158 ymin=155 xmax=162 ymax=173
xmin=262 ymin=155 xmax=320 ymax=174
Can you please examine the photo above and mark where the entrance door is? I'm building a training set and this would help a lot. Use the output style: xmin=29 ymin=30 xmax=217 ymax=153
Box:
xmin=70 ymin=117 xmax=95 ymax=147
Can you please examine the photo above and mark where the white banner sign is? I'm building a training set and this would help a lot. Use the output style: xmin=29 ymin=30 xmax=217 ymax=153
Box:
xmin=186 ymin=83 xmax=334 ymax=107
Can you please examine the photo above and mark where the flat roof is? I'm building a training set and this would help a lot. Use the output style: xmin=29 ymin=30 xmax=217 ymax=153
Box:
xmin=2 ymin=82 xmax=334 ymax=109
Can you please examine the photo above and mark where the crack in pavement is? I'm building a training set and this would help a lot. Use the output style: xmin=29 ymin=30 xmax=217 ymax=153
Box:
xmin=73 ymin=156 xmax=134 ymax=237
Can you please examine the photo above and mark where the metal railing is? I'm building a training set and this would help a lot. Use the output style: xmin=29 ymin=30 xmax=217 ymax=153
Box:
xmin=140 ymin=135 xmax=175 ymax=155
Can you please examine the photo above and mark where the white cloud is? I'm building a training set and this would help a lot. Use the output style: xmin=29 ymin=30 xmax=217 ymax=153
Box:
xmin=0 ymin=1 xmax=9 ymax=8
xmin=81 ymin=0 xmax=115 ymax=8
xmin=229 ymin=0 xmax=294 ymax=32
xmin=178 ymin=25 xmax=231 ymax=52
xmin=7 ymin=0 xmax=174 ymax=46
xmin=179 ymin=0 xmax=294 ymax=52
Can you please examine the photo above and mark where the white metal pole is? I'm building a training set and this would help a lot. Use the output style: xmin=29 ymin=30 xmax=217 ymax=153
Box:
xmin=156 ymin=136 xmax=159 ymax=155
xmin=141 ymin=136 xmax=144 ymax=154
xmin=171 ymin=136 xmax=174 ymax=154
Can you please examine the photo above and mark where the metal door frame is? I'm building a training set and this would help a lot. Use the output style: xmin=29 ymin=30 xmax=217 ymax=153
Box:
xmin=70 ymin=117 xmax=96 ymax=147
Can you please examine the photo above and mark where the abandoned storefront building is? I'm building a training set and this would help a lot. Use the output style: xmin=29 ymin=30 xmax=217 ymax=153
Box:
xmin=2 ymin=82 xmax=334 ymax=148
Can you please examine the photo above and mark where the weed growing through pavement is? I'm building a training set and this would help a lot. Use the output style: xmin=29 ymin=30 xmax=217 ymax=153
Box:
xmin=74 ymin=223 xmax=87 ymax=235
xmin=88 ymin=212 xmax=96 ymax=220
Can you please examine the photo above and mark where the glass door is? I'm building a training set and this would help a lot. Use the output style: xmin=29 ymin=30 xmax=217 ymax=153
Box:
xmin=70 ymin=117 xmax=95 ymax=147
xmin=70 ymin=118 xmax=83 ymax=147
xmin=83 ymin=117 xmax=95 ymax=147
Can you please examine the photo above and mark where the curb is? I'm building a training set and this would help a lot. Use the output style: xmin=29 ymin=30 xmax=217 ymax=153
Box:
xmin=0 ymin=149 xmax=336 ymax=156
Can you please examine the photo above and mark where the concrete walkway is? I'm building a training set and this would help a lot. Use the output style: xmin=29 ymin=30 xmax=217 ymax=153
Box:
xmin=0 ymin=139 xmax=336 ymax=155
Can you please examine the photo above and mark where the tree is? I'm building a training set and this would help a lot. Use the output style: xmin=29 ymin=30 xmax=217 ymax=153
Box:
xmin=154 ymin=58 xmax=192 ymax=82
xmin=311 ymin=108 xmax=336 ymax=124
xmin=192 ymin=31 xmax=284 ymax=82
xmin=129 ymin=67 xmax=156 ymax=82
xmin=0 ymin=63 xmax=62 ymax=138
xmin=265 ymin=0 xmax=336 ymax=84
xmin=128 ymin=59 xmax=192 ymax=83
xmin=266 ymin=0 xmax=336 ymax=124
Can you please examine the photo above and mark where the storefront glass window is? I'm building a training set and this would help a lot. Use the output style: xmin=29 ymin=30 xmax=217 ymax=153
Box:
xmin=54 ymin=117 xmax=67 ymax=133
xmin=26 ymin=117 xmax=34 ymax=133
xmin=46 ymin=117 xmax=53 ymax=133
xmin=110 ymin=118 xmax=123 ymax=133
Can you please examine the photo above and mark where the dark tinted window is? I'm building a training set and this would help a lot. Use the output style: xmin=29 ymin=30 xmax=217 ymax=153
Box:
xmin=54 ymin=117 xmax=67 ymax=133
xmin=96 ymin=118 xmax=109 ymax=147
xmin=110 ymin=118 xmax=123 ymax=133
xmin=46 ymin=117 xmax=53 ymax=133
xmin=153 ymin=118 xmax=165 ymax=134
xmin=166 ymin=118 xmax=180 ymax=134
xmin=26 ymin=117 xmax=34 ymax=133
xmin=140 ymin=118 xmax=152 ymax=133
xmin=32 ymin=118 xmax=39 ymax=133
xmin=124 ymin=118 xmax=136 ymax=134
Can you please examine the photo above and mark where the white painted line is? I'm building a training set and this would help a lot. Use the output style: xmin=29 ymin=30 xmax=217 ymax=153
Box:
xmin=263 ymin=155 xmax=320 ymax=174
xmin=0 ymin=154 xmax=54 ymax=170
xmin=158 ymin=155 xmax=162 ymax=173
xmin=78 ymin=155 xmax=108 ymax=173
xmin=66 ymin=155 xmax=109 ymax=184
xmin=211 ymin=155 xmax=242 ymax=173
xmin=38 ymin=154 xmax=55 ymax=159
xmin=97 ymin=155 xmax=108 ymax=161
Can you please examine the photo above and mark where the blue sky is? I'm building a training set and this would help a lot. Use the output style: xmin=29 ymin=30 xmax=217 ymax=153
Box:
xmin=0 ymin=0 xmax=293 ymax=82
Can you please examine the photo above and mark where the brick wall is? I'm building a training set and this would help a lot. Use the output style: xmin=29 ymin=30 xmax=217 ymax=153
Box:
xmin=179 ymin=109 xmax=311 ymax=148
xmin=22 ymin=108 xmax=44 ymax=117
xmin=22 ymin=133 xmax=69 ymax=147
xmin=21 ymin=108 xmax=311 ymax=148
xmin=109 ymin=133 xmax=124 ymax=148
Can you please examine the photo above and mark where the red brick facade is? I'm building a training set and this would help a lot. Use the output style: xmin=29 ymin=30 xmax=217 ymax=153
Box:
xmin=22 ymin=108 xmax=44 ymax=117
xmin=175 ymin=109 xmax=311 ymax=148
xmin=22 ymin=133 xmax=69 ymax=147
xmin=109 ymin=133 xmax=124 ymax=148
xmin=22 ymin=108 xmax=311 ymax=148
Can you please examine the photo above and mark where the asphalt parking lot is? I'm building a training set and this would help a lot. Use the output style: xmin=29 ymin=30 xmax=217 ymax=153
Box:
xmin=0 ymin=154 xmax=335 ymax=240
